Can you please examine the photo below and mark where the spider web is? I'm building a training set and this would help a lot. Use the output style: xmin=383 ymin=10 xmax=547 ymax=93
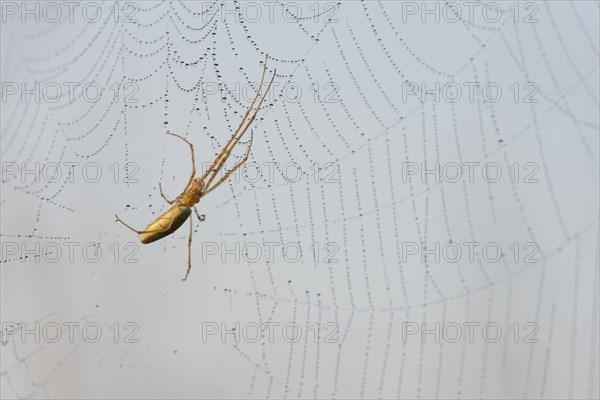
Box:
xmin=1 ymin=1 xmax=599 ymax=399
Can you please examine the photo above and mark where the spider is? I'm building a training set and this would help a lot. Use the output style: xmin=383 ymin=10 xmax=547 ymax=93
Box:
xmin=115 ymin=54 xmax=276 ymax=281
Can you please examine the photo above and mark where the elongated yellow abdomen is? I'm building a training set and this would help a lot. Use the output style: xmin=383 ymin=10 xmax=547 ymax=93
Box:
xmin=140 ymin=205 xmax=192 ymax=244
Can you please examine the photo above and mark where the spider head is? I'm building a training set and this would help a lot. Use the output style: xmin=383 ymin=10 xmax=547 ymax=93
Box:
xmin=181 ymin=179 xmax=205 ymax=206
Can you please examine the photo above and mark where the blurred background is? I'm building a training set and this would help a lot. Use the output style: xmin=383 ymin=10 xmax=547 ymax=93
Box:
xmin=1 ymin=1 xmax=598 ymax=398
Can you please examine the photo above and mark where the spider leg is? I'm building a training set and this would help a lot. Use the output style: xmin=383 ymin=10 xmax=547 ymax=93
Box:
xmin=204 ymin=65 xmax=276 ymax=191
xmin=193 ymin=206 xmax=205 ymax=222
xmin=203 ymin=130 xmax=254 ymax=196
xmin=158 ymin=182 xmax=175 ymax=204
xmin=182 ymin=217 xmax=193 ymax=281
xmin=165 ymin=131 xmax=197 ymax=191
xmin=198 ymin=54 xmax=270 ymax=184
xmin=114 ymin=214 xmax=145 ymax=234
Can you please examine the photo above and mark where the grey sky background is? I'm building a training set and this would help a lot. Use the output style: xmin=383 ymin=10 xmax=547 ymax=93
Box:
xmin=1 ymin=1 xmax=599 ymax=399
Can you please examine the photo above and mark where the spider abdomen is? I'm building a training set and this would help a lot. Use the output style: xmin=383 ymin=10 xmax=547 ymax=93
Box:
xmin=140 ymin=205 xmax=192 ymax=244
